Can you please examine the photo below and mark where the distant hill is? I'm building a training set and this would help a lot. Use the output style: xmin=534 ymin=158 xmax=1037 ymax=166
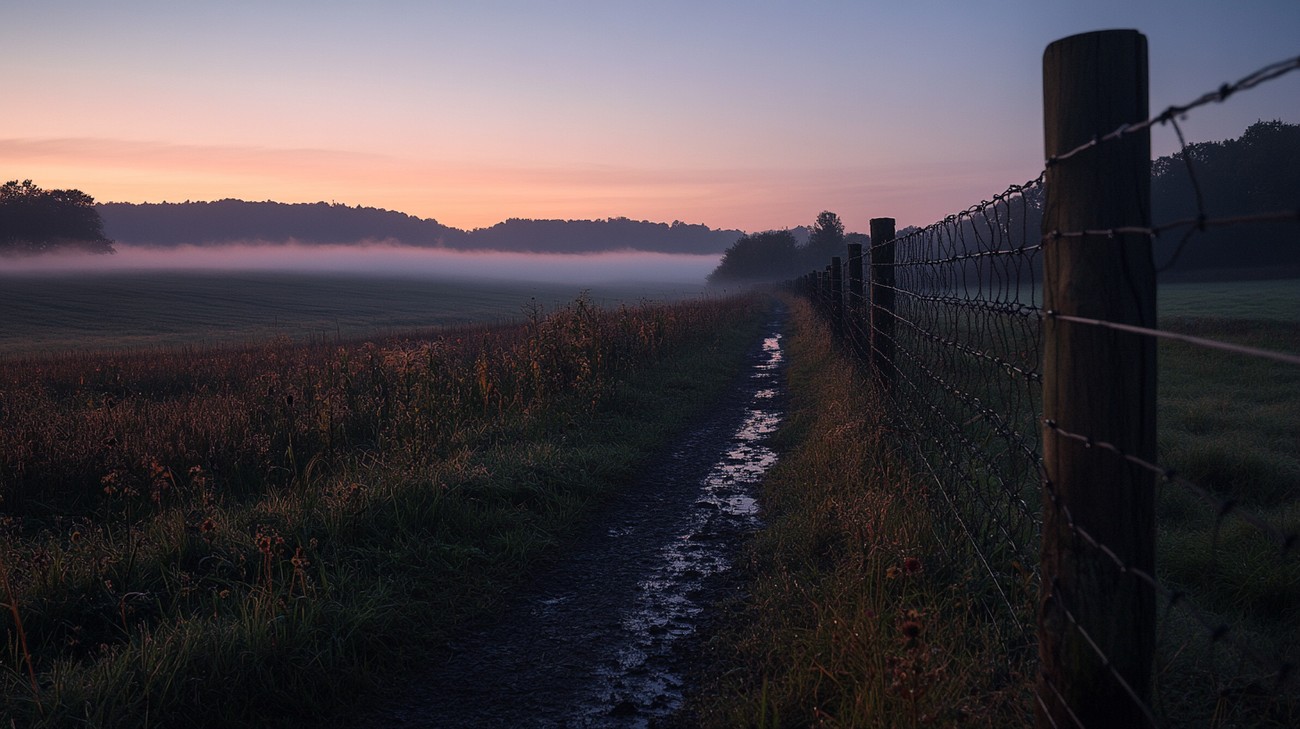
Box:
xmin=96 ymin=200 xmax=744 ymax=255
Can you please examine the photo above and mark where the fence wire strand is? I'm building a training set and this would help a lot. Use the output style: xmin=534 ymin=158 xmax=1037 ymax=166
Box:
xmin=794 ymin=49 xmax=1299 ymax=728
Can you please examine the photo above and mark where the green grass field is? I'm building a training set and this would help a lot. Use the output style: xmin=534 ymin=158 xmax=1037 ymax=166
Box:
xmin=0 ymin=271 xmax=708 ymax=357
xmin=1153 ymin=283 xmax=1300 ymax=726
xmin=1159 ymin=277 xmax=1300 ymax=322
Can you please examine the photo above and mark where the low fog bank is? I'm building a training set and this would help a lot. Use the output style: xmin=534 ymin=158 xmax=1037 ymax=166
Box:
xmin=0 ymin=242 xmax=722 ymax=285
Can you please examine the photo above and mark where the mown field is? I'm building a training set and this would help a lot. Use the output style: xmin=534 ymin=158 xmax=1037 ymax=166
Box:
xmin=0 ymin=271 xmax=707 ymax=356
xmin=0 ymin=285 xmax=769 ymax=727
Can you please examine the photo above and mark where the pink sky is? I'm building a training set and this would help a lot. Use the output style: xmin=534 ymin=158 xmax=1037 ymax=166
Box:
xmin=4 ymin=2 xmax=1297 ymax=234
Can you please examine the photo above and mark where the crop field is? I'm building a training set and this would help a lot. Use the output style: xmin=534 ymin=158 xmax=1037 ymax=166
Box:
xmin=0 ymin=271 xmax=709 ymax=357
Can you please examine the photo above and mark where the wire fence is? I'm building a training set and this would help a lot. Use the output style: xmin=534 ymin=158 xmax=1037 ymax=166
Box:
xmin=794 ymin=31 xmax=1299 ymax=728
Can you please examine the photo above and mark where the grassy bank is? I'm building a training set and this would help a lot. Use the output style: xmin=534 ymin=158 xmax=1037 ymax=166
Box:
xmin=0 ymin=293 xmax=769 ymax=727
xmin=687 ymin=289 xmax=1298 ymax=727
xmin=682 ymin=295 xmax=1028 ymax=728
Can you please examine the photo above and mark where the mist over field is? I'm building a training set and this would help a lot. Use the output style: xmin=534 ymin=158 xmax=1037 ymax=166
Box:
xmin=0 ymin=242 xmax=723 ymax=285
xmin=0 ymin=244 xmax=729 ymax=357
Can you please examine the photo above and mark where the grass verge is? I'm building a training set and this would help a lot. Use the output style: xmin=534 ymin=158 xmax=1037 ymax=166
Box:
xmin=679 ymin=295 xmax=1029 ymax=728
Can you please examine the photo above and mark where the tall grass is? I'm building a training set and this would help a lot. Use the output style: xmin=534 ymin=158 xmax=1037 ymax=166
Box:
xmin=0 ymin=292 xmax=768 ymax=727
xmin=681 ymin=295 xmax=1028 ymax=727
xmin=689 ymin=293 xmax=1299 ymax=727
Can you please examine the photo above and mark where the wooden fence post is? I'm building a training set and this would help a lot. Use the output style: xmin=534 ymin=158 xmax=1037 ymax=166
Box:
xmin=1038 ymin=29 xmax=1156 ymax=728
xmin=830 ymin=256 xmax=844 ymax=341
xmin=847 ymin=242 xmax=864 ymax=357
xmin=868 ymin=218 xmax=896 ymax=388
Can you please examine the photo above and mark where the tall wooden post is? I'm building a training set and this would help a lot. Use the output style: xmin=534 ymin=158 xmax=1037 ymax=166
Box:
xmin=868 ymin=218 xmax=896 ymax=388
xmin=847 ymin=242 xmax=864 ymax=357
xmin=830 ymin=256 xmax=844 ymax=341
xmin=1038 ymin=30 xmax=1156 ymax=728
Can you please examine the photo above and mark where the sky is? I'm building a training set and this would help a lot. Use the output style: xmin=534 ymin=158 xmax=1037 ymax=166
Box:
xmin=3 ymin=1 xmax=1298 ymax=235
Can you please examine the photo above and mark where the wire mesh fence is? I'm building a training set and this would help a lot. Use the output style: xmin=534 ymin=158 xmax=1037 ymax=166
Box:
xmin=793 ymin=31 xmax=1299 ymax=728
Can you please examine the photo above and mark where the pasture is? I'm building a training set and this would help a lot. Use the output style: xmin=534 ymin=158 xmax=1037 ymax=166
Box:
xmin=1159 ymin=276 xmax=1300 ymax=322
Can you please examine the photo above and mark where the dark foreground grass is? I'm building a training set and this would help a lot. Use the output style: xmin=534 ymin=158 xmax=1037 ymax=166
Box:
xmin=0 ymin=293 xmax=769 ymax=727
xmin=679 ymin=295 xmax=1028 ymax=728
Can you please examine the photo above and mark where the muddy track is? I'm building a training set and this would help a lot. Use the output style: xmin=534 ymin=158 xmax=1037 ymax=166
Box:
xmin=347 ymin=304 xmax=787 ymax=728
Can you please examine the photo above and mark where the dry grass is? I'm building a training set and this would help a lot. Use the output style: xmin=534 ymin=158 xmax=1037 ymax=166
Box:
xmin=682 ymin=295 xmax=1029 ymax=728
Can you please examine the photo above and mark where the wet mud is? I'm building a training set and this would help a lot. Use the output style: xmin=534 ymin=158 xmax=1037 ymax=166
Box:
xmin=351 ymin=306 xmax=786 ymax=728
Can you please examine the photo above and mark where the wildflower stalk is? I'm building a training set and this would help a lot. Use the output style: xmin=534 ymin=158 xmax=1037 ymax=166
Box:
xmin=1 ymin=553 xmax=38 ymax=695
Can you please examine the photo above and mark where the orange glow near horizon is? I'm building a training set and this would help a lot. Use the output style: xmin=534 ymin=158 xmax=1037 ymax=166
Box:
xmin=4 ymin=4 xmax=1297 ymax=241
xmin=1 ymin=136 xmax=1028 ymax=234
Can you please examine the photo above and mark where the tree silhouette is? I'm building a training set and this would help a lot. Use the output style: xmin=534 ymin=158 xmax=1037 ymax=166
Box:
xmin=1 ymin=180 xmax=115 ymax=255
xmin=707 ymin=230 xmax=800 ymax=283
xmin=799 ymin=211 xmax=846 ymax=270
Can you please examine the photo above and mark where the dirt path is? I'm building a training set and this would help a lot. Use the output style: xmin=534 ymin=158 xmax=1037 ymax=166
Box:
xmin=349 ymin=305 xmax=786 ymax=728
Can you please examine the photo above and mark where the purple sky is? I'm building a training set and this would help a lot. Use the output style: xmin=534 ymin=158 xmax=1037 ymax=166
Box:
xmin=3 ymin=1 xmax=1297 ymax=234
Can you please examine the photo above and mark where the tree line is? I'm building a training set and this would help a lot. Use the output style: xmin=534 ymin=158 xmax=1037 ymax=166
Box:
xmin=0 ymin=180 xmax=115 ymax=255
xmin=707 ymin=211 xmax=868 ymax=284
xmin=1150 ymin=119 xmax=1299 ymax=274
xmin=94 ymin=201 xmax=744 ymax=255
xmin=709 ymin=120 xmax=1299 ymax=284
xmin=7 ymin=120 xmax=1294 ymax=268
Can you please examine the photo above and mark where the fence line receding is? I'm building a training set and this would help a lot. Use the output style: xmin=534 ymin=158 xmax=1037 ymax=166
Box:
xmin=792 ymin=29 xmax=1300 ymax=729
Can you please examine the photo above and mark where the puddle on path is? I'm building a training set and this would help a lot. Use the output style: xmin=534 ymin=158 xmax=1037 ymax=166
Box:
xmin=356 ymin=313 xmax=786 ymax=728
xmin=568 ymin=328 xmax=784 ymax=727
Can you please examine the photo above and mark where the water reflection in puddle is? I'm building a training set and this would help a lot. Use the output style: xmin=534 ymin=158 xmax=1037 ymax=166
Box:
xmin=570 ymin=325 xmax=785 ymax=727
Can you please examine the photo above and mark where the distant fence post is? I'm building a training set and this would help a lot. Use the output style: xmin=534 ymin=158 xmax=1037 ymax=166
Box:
xmin=846 ymin=242 xmax=865 ymax=358
xmin=1038 ymin=29 xmax=1156 ymax=728
xmin=822 ymin=266 xmax=832 ymax=318
xmin=830 ymin=256 xmax=844 ymax=341
xmin=868 ymin=218 xmax=896 ymax=388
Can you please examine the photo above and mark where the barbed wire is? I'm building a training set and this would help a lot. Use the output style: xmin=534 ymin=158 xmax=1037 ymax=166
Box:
xmin=794 ymin=48 xmax=1300 ymax=727
xmin=1039 ymin=456 xmax=1297 ymax=701
xmin=1036 ymin=49 xmax=1300 ymax=726
xmin=1044 ymin=419 xmax=1298 ymax=554
xmin=1046 ymin=311 xmax=1300 ymax=367
xmin=1045 ymin=55 xmax=1300 ymax=167
xmin=862 ymin=178 xmax=1047 ymax=639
